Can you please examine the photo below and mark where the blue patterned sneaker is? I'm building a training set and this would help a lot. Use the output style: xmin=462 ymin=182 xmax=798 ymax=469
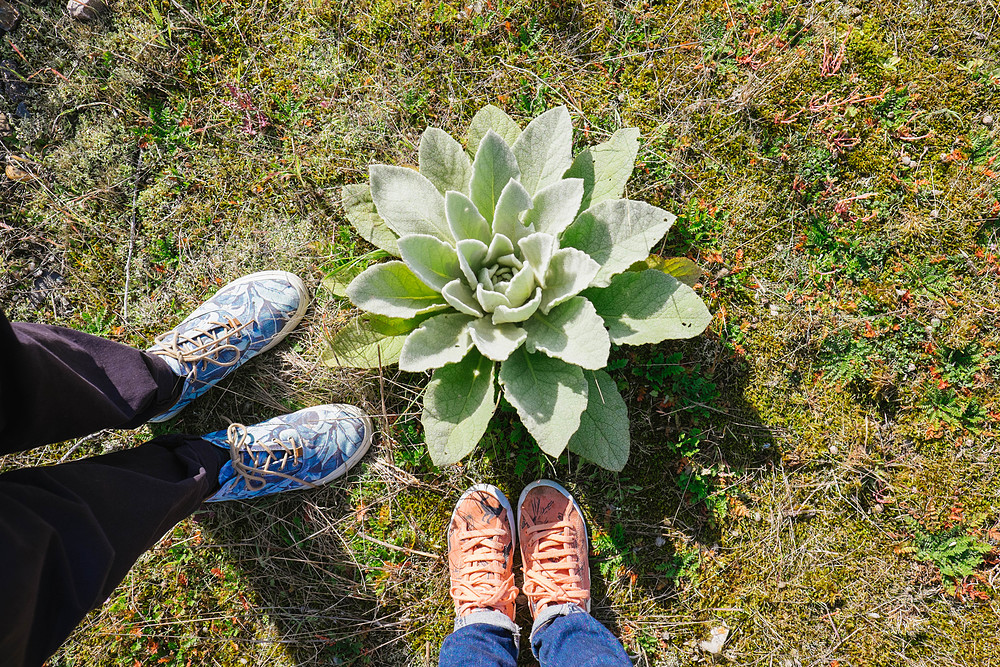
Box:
xmin=147 ymin=271 xmax=309 ymax=423
xmin=203 ymin=404 xmax=373 ymax=502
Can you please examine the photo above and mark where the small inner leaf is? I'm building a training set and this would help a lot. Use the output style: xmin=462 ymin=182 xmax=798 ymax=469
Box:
xmin=469 ymin=130 xmax=521 ymax=224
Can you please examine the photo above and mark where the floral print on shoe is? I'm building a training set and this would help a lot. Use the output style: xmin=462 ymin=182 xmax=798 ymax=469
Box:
xmin=203 ymin=404 xmax=372 ymax=502
xmin=148 ymin=271 xmax=308 ymax=423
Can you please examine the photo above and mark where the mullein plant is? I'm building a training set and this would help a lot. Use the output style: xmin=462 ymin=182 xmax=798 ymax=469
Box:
xmin=326 ymin=105 xmax=711 ymax=471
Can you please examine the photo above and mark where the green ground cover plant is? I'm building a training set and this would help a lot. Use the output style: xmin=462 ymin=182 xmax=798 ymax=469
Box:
xmin=1 ymin=0 xmax=998 ymax=665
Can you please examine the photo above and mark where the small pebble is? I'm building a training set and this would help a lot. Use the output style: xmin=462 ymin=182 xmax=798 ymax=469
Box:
xmin=872 ymin=503 xmax=884 ymax=514
xmin=769 ymin=303 xmax=780 ymax=317
xmin=829 ymin=445 xmax=839 ymax=456
xmin=0 ymin=0 xmax=21 ymax=32
xmin=67 ymin=0 xmax=108 ymax=21
xmin=777 ymin=581 xmax=787 ymax=590
xmin=984 ymin=114 xmax=994 ymax=127
xmin=930 ymin=317 xmax=941 ymax=327
xmin=900 ymin=155 xmax=911 ymax=166
xmin=14 ymin=101 xmax=28 ymax=118
xmin=929 ymin=209 xmax=939 ymax=219
xmin=753 ymin=511 xmax=763 ymax=522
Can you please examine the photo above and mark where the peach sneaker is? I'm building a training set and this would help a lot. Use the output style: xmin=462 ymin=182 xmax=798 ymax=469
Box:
xmin=517 ymin=480 xmax=591 ymax=617
xmin=447 ymin=484 xmax=519 ymax=621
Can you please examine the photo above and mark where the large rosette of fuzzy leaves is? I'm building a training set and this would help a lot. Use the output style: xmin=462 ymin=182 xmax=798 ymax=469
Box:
xmin=326 ymin=105 xmax=711 ymax=470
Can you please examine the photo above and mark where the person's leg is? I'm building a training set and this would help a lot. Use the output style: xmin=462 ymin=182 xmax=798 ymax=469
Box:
xmin=0 ymin=404 xmax=373 ymax=667
xmin=0 ymin=310 xmax=183 ymax=453
xmin=518 ymin=480 xmax=631 ymax=667
xmin=0 ymin=433 xmax=226 ymax=667
xmin=0 ymin=270 xmax=309 ymax=453
xmin=438 ymin=485 xmax=519 ymax=667
xmin=530 ymin=605 xmax=631 ymax=667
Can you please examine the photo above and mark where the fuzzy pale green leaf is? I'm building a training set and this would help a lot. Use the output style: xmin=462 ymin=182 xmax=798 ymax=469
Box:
xmin=423 ymin=351 xmax=496 ymax=465
xmin=399 ymin=313 xmax=474 ymax=372
xmin=446 ymin=191 xmax=492 ymax=244
xmin=561 ymin=199 xmax=676 ymax=287
xmin=340 ymin=184 xmax=400 ymax=256
xmin=492 ymin=179 xmax=533 ymax=242
xmin=369 ymin=165 xmax=452 ymax=242
xmin=567 ymin=370 xmax=630 ymax=471
xmin=470 ymin=130 xmax=521 ymax=223
xmin=564 ymin=127 xmax=640 ymax=213
xmin=397 ymin=234 xmax=463 ymax=292
xmin=442 ymin=279 xmax=484 ymax=317
xmin=467 ymin=105 xmax=521 ymax=154
xmin=523 ymin=296 xmax=610 ymax=369
xmin=469 ymin=317 xmax=527 ymax=361
xmin=493 ymin=287 xmax=542 ymax=324
xmin=347 ymin=261 xmax=450 ymax=318
xmin=583 ymin=269 xmax=712 ymax=344
xmin=518 ymin=232 xmax=559 ymax=287
xmin=538 ymin=247 xmax=600 ymax=314
xmin=522 ymin=178 xmax=584 ymax=237
xmin=499 ymin=347 xmax=588 ymax=457
xmin=419 ymin=127 xmax=472 ymax=195
xmin=512 ymin=106 xmax=573 ymax=196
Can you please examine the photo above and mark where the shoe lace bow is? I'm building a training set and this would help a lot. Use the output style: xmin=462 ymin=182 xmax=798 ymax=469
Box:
xmin=224 ymin=423 xmax=316 ymax=491
xmin=152 ymin=317 xmax=252 ymax=382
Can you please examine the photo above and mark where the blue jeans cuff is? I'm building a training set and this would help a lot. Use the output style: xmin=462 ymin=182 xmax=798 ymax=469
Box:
xmin=529 ymin=602 xmax=588 ymax=643
xmin=454 ymin=610 xmax=521 ymax=652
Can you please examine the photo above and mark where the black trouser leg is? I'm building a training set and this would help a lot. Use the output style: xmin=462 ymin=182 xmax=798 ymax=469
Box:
xmin=0 ymin=310 xmax=184 ymax=453
xmin=0 ymin=436 xmax=226 ymax=667
xmin=0 ymin=312 xmax=228 ymax=667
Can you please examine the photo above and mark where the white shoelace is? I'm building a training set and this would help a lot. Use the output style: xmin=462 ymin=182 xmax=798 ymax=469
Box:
xmin=151 ymin=317 xmax=253 ymax=382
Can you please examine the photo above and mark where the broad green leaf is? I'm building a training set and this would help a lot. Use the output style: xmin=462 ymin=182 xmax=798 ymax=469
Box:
xmin=522 ymin=178 xmax=584 ymax=237
xmin=567 ymin=370 xmax=630 ymax=471
xmin=538 ymin=247 xmax=600 ymax=314
xmin=512 ymin=106 xmax=573 ymax=196
xmin=340 ymin=184 xmax=400 ymax=256
xmin=467 ymin=105 xmax=521 ymax=154
xmin=583 ymin=269 xmax=712 ymax=345
xmin=492 ymin=179 xmax=533 ymax=242
xmin=322 ymin=258 xmax=382 ymax=298
xmin=369 ymin=165 xmax=452 ymax=242
xmin=423 ymin=351 xmax=496 ymax=465
xmin=564 ymin=127 xmax=640 ymax=213
xmin=442 ymin=279 xmax=484 ymax=317
xmin=498 ymin=348 xmax=588 ymax=457
xmin=347 ymin=261 xmax=450 ymax=318
xmin=469 ymin=317 xmax=527 ymax=361
xmin=419 ymin=127 xmax=472 ymax=195
xmin=518 ymin=232 xmax=559 ymax=287
xmin=470 ymin=131 xmax=521 ymax=223
xmin=561 ymin=199 xmax=676 ymax=287
xmin=398 ymin=234 xmax=463 ymax=292
xmin=492 ymin=287 xmax=541 ymax=324
xmin=628 ymin=255 xmax=704 ymax=287
xmin=523 ymin=296 xmax=609 ymax=369
xmin=446 ymin=191 xmax=491 ymax=244
xmin=323 ymin=315 xmax=408 ymax=369
xmin=399 ymin=313 xmax=474 ymax=372
xmin=366 ymin=313 xmax=430 ymax=336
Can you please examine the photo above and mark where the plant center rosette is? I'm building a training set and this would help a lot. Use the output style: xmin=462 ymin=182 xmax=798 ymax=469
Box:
xmin=327 ymin=105 xmax=712 ymax=470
